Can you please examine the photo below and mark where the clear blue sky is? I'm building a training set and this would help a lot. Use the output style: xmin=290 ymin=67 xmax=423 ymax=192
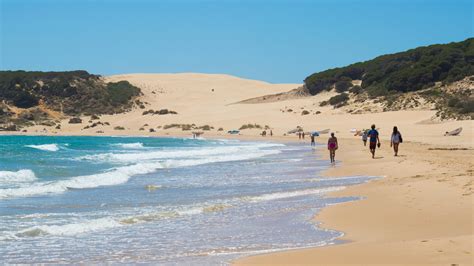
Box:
xmin=1 ymin=0 xmax=472 ymax=83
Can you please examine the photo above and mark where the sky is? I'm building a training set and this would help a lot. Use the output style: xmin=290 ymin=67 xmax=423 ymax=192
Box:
xmin=0 ymin=0 xmax=472 ymax=83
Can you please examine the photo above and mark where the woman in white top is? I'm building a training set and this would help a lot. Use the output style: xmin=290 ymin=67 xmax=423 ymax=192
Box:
xmin=390 ymin=126 xmax=402 ymax=156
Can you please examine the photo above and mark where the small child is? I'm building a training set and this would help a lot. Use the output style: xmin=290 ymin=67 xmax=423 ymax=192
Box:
xmin=362 ymin=130 xmax=368 ymax=146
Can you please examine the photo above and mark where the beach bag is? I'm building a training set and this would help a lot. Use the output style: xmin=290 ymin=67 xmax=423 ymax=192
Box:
xmin=399 ymin=133 xmax=403 ymax=143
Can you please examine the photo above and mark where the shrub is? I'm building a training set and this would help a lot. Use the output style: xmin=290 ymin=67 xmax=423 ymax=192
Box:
xmin=181 ymin=124 xmax=193 ymax=131
xmin=106 ymin=81 xmax=140 ymax=106
xmin=12 ymin=92 xmax=39 ymax=108
xmin=239 ymin=123 xmax=262 ymax=130
xmin=459 ymin=99 xmax=474 ymax=113
xmin=328 ymin=93 xmax=349 ymax=107
xmin=349 ymin=85 xmax=362 ymax=94
xmin=199 ymin=125 xmax=212 ymax=131
xmin=301 ymin=110 xmax=310 ymax=115
xmin=366 ymin=84 xmax=389 ymax=98
xmin=163 ymin=124 xmax=181 ymax=130
xmin=68 ymin=117 xmax=82 ymax=124
xmin=304 ymin=38 xmax=474 ymax=96
xmin=335 ymin=80 xmax=352 ymax=93
xmin=114 ymin=126 xmax=125 ymax=130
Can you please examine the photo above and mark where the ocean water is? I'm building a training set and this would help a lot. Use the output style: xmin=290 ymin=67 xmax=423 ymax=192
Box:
xmin=0 ymin=135 xmax=374 ymax=264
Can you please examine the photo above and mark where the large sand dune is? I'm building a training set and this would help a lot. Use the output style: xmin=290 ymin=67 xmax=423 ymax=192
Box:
xmin=41 ymin=73 xmax=472 ymax=148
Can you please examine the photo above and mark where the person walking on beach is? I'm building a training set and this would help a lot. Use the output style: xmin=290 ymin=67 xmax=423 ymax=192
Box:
xmin=302 ymin=132 xmax=305 ymax=139
xmin=311 ymin=134 xmax=315 ymax=146
xmin=298 ymin=132 xmax=301 ymax=139
xmin=362 ymin=130 xmax=368 ymax=146
xmin=327 ymin=133 xmax=338 ymax=163
xmin=368 ymin=124 xmax=380 ymax=159
xmin=390 ymin=126 xmax=402 ymax=156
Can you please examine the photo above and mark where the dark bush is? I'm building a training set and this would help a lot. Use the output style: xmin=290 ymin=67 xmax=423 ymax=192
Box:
xmin=349 ymin=85 xmax=362 ymax=94
xmin=328 ymin=93 xmax=349 ymax=107
xmin=448 ymin=97 xmax=460 ymax=107
xmin=106 ymin=81 xmax=140 ymax=106
xmin=158 ymin=109 xmax=169 ymax=115
xmin=335 ymin=79 xmax=352 ymax=93
xmin=304 ymin=38 xmax=474 ymax=96
xmin=459 ymin=99 xmax=474 ymax=113
xmin=12 ymin=92 xmax=39 ymax=108
xmin=68 ymin=117 xmax=82 ymax=124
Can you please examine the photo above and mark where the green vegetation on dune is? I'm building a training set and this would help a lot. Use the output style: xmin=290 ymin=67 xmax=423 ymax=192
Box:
xmin=304 ymin=38 xmax=473 ymax=119
xmin=0 ymin=70 xmax=141 ymax=117
xmin=304 ymin=38 xmax=474 ymax=97
xmin=0 ymin=70 xmax=142 ymax=129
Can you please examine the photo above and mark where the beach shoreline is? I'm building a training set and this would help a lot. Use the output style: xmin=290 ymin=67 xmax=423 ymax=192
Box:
xmin=234 ymin=137 xmax=473 ymax=265
xmin=1 ymin=130 xmax=472 ymax=264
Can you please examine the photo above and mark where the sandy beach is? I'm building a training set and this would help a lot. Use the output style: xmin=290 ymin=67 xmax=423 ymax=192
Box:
xmin=235 ymin=138 xmax=473 ymax=265
xmin=3 ymin=73 xmax=473 ymax=264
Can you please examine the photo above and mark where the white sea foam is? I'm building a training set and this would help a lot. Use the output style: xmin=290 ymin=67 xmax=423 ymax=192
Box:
xmin=0 ymin=147 xmax=280 ymax=199
xmin=25 ymin=144 xmax=60 ymax=152
xmin=112 ymin=142 xmax=145 ymax=149
xmin=0 ymin=163 xmax=161 ymax=199
xmin=78 ymin=143 xmax=283 ymax=164
xmin=0 ymin=169 xmax=37 ymax=183
xmin=15 ymin=218 xmax=122 ymax=237
xmin=243 ymin=186 xmax=345 ymax=202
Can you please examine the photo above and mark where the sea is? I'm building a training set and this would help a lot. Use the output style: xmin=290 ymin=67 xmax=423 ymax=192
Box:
xmin=0 ymin=135 xmax=374 ymax=264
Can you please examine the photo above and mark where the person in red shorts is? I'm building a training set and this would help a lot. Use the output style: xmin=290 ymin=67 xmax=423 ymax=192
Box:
xmin=367 ymin=124 xmax=380 ymax=159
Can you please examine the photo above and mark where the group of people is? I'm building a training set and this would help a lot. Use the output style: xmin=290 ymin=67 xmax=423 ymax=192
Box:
xmin=326 ymin=124 xmax=403 ymax=163
xmin=297 ymin=131 xmax=305 ymax=139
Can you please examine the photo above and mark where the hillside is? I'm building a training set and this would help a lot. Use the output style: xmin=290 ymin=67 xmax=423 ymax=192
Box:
xmin=303 ymin=38 xmax=474 ymax=119
xmin=0 ymin=71 xmax=141 ymax=129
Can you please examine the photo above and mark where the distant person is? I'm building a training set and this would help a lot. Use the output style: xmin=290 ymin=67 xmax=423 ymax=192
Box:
xmin=311 ymin=134 xmax=315 ymax=146
xmin=270 ymin=130 xmax=273 ymax=137
xmin=368 ymin=124 xmax=380 ymax=159
xmin=302 ymin=132 xmax=305 ymax=139
xmin=327 ymin=133 xmax=338 ymax=163
xmin=391 ymin=126 xmax=402 ymax=156
xmin=362 ymin=130 xmax=368 ymax=146
xmin=298 ymin=132 xmax=301 ymax=139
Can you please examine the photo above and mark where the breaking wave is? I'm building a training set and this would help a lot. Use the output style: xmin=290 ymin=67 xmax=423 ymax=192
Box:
xmin=25 ymin=144 xmax=60 ymax=152
xmin=0 ymin=169 xmax=37 ymax=183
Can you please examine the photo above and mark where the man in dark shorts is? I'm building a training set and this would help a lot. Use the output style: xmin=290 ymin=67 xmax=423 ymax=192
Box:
xmin=367 ymin=124 xmax=380 ymax=159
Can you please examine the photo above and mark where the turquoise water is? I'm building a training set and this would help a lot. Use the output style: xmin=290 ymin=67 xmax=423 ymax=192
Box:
xmin=0 ymin=135 xmax=373 ymax=264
